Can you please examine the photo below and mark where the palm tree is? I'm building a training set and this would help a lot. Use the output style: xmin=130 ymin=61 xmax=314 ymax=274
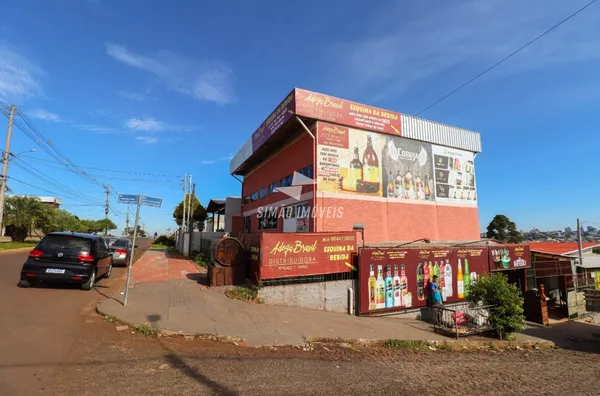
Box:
xmin=3 ymin=196 xmax=49 ymax=241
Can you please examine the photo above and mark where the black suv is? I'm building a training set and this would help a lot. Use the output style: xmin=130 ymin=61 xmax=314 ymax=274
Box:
xmin=19 ymin=232 xmax=113 ymax=290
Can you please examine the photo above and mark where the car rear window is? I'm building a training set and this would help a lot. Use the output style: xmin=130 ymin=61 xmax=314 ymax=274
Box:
xmin=38 ymin=235 xmax=92 ymax=251
xmin=111 ymin=239 xmax=129 ymax=248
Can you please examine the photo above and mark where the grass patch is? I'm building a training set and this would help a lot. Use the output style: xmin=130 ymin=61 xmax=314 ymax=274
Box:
xmin=151 ymin=243 xmax=169 ymax=250
xmin=194 ymin=256 xmax=207 ymax=268
xmin=225 ymin=283 xmax=263 ymax=304
xmin=134 ymin=323 xmax=160 ymax=337
xmin=0 ymin=241 xmax=37 ymax=251
xmin=166 ymin=247 xmax=180 ymax=255
xmin=103 ymin=315 xmax=119 ymax=323
xmin=384 ymin=340 xmax=451 ymax=350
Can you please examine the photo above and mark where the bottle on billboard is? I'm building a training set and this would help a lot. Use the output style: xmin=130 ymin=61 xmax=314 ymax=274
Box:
xmin=444 ymin=259 xmax=453 ymax=297
xmin=440 ymin=262 xmax=447 ymax=302
xmin=385 ymin=265 xmax=394 ymax=308
xmin=393 ymin=264 xmax=402 ymax=307
xmin=400 ymin=264 xmax=408 ymax=304
xmin=433 ymin=261 xmax=440 ymax=279
xmin=349 ymin=145 xmax=363 ymax=182
xmin=417 ymin=263 xmax=425 ymax=301
xmin=368 ymin=264 xmax=377 ymax=310
xmin=428 ymin=261 xmax=434 ymax=281
xmin=457 ymin=259 xmax=465 ymax=299
xmin=376 ymin=265 xmax=385 ymax=309
xmin=362 ymin=134 xmax=380 ymax=192
xmin=423 ymin=262 xmax=430 ymax=298
xmin=464 ymin=258 xmax=470 ymax=298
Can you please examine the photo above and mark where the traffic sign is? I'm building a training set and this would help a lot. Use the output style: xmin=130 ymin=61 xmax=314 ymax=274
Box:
xmin=141 ymin=195 xmax=163 ymax=208
xmin=118 ymin=194 xmax=139 ymax=204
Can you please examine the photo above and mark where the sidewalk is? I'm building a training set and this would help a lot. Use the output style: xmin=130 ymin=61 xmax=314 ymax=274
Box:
xmin=98 ymin=250 xmax=548 ymax=347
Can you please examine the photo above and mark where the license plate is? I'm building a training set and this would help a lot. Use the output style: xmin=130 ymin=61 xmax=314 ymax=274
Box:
xmin=46 ymin=268 xmax=65 ymax=274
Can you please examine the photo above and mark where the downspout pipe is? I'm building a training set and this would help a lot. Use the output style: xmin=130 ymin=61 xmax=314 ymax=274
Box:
xmin=295 ymin=115 xmax=317 ymax=232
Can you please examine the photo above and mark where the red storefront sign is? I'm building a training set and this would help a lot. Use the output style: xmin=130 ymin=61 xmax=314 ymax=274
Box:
xmin=251 ymin=90 xmax=296 ymax=152
xmin=260 ymin=232 xmax=357 ymax=279
xmin=358 ymin=247 xmax=490 ymax=315
xmin=489 ymin=244 xmax=531 ymax=271
xmin=295 ymin=88 xmax=402 ymax=136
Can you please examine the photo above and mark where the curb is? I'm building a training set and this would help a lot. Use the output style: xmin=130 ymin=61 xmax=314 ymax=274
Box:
xmin=306 ymin=337 xmax=556 ymax=350
xmin=0 ymin=247 xmax=34 ymax=255
xmin=96 ymin=302 xmax=244 ymax=344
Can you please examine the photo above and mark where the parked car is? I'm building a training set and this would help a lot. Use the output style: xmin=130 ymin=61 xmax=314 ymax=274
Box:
xmin=18 ymin=232 xmax=113 ymax=290
xmin=106 ymin=237 xmax=133 ymax=266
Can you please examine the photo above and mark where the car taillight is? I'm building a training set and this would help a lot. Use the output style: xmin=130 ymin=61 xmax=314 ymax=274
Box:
xmin=29 ymin=249 xmax=43 ymax=258
xmin=78 ymin=253 xmax=95 ymax=262
xmin=116 ymin=249 xmax=127 ymax=255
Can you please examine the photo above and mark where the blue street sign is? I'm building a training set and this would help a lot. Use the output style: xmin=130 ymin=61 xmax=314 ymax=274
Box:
xmin=141 ymin=195 xmax=163 ymax=208
xmin=118 ymin=194 xmax=139 ymax=204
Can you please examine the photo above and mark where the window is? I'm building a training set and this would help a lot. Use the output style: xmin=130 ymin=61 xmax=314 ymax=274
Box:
xmin=251 ymin=191 xmax=259 ymax=201
xmin=111 ymin=239 xmax=129 ymax=248
xmin=280 ymin=174 xmax=293 ymax=187
xmin=259 ymin=187 xmax=267 ymax=199
xmin=299 ymin=164 xmax=313 ymax=179
xmin=38 ymin=235 xmax=92 ymax=251
xmin=258 ymin=209 xmax=278 ymax=230
xmin=243 ymin=216 xmax=251 ymax=232
xmin=243 ymin=196 xmax=250 ymax=205
xmin=269 ymin=181 xmax=279 ymax=195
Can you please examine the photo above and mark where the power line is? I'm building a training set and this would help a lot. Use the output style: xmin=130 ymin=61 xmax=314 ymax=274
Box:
xmin=414 ymin=0 xmax=599 ymax=116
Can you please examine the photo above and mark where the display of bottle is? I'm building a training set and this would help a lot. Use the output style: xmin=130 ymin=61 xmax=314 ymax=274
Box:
xmin=444 ymin=259 xmax=453 ymax=297
xmin=457 ymin=259 xmax=465 ymax=299
xmin=393 ymin=264 xmax=402 ymax=307
xmin=362 ymin=135 xmax=380 ymax=191
xmin=375 ymin=265 xmax=385 ymax=309
xmin=387 ymin=170 xmax=394 ymax=198
xmin=433 ymin=261 xmax=440 ymax=279
xmin=464 ymin=258 xmax=470 ymax=298
xmin=349 ymin=145 xmax=363 ymax=182
xmin=424 ymin=176 xmax=431 ymax=200
xmin=448 ymin=157 xmax=453 ymax=170
xmin=428 ymin=261 xmax=434 ymax=281
xmin=423 ymin=262 xmax=430 ymax=296
xmin=440 ymin=262 xmax=447 ymax=302
xmin=394 ymin=171 xmax=403 ymax=198
xmin=400 ymin=264 xmax=408 ymax=303
xmin=417 ymin=263 xmax=425 ymax=301
xmin=385 ymin=265 xmax=394 ymax=308
xmin=368 ymin=264 xmax=377 ymax=310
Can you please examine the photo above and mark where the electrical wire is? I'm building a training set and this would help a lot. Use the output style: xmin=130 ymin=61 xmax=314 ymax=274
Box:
xmin=6 ymin=175 xmax=99 ymax=203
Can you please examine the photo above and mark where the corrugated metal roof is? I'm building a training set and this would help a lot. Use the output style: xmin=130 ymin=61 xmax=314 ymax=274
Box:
xmin=402 ymin=114 xmax=482 ymax=153
xmin=529 ymin=242 xmax=600 ymax=255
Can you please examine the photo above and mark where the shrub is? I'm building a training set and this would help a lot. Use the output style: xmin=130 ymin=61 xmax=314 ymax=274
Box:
xmin=225 ymin=281 xmax=263 ymax=303
xmin=468 ymin=273 xmax=525 ymax=340
xmin=155 ymin=235 xmax=175 ymax=247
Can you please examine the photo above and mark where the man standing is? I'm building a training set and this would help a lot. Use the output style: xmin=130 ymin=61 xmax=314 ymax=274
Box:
xmin=426 ymin=275 xmax=442 ymax=307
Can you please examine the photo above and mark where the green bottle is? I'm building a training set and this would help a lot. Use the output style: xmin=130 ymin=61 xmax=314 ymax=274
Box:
xmin=464 ymin=258 xmax=470 ymax=297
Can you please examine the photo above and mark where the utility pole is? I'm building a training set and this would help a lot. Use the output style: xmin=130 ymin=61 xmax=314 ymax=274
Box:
xmin=182 ymin=174 xmax=187 ymax=232
xmin=0 ymin=104 xmax=16 ymax=236
xmin=125 ymin=204 xmax=130 ymax=235
xmin=187 ymin=175 xmax=193 ymax=230
xmin=575 ymin=218 xmax=583 ymax=289
xmin=104 ymin=184 xmax=110 ymax=236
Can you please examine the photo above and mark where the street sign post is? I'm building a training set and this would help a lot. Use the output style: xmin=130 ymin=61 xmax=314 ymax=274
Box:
xmin=119 ymin=192 xmax=163 ymax=306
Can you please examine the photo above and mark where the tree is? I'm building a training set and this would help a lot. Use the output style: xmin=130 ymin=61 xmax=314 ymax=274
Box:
xmin=126 ymin=224 xmax=146 ymax=238
xmin=486 ymin=215 xmax=523 ymax=243
xmin=468 ymin=273 xmax=525 ymax=340
xmin=96 ymin=218 xmax=117 ymax=235
xmin=173 ymin=194 xmax=207 ymax=230
xmin=3 ymin=196 xmax=48 ymax=241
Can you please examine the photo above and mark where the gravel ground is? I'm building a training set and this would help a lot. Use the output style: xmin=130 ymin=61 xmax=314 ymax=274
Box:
xmin=37 ymin=319 xmax=599 ymax=396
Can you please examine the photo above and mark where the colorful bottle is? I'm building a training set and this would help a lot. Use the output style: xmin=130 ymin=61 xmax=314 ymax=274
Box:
xmin=444 ymin=259 xmax=453 ymax=297
xmin=433 ymin=261 xmax=440 ymax=280
xmin=393 ymin=264 xmax=402 ymax=307
xmin=440 ymin=262 xmax=446 ymax=302
xmin=457 ymin=259 xmax=465 ymax=299
xmin=376 ymin=265 xmax=385 ymax=309
xmin=464 ymin=258 xmax=470 ymax=298
xmin=400 ymin=264 xmax=408 ymax=304
xmin=423 ymin=262 xmax=430 ymax=297
xmin=385 ymin=265 xmax=394 ymax=308
xmin=424 ymin=176 xmax=431 ymax=200
xmin=362 ymin=135 xmax=380 ymax=192
xmin=387 ymin=170 xmax=394 ymax=198
xmin=368 ymin=264 xmax=377 ymax=310
xmin=417 ymin=263 xmax=424 ymax=301
xmin=428 ymin=261 xmax=434 ymax=281
xmin=349 ymin=145 xmax=363 ymax=182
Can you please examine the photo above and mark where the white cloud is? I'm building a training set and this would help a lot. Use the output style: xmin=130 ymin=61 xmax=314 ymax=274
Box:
xmin=201 ymin=160 xmax=216 ymax=164
xmin=118 ymin=91 xmax=147 ymax=101
xmin=135 ymin=136 xmax=158 ymax=145
xmin=106 ymin=43 xmax=235 ymax=104
xmin=74 ymin=124 xmax=114 ymax=134
xmin=221 ymin=153 xmax=234 ymax=161
xmin=29 ymin=108 xmax=60 ymax=122
xmin=330 ymin=0 xmax=600 ymax=103
xmin=126 ymin=117 xmax=165 ymax=132
xmin=0 ymin=45 xmax=44 ymax=100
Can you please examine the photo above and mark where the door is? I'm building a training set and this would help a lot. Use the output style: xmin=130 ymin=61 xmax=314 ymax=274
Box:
xmin=96 ymin=238 xmax=111 ymax=275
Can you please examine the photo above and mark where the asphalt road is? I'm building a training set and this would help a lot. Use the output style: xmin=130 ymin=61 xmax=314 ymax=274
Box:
xmin=0 ymin=239 xmax=152 ymax=395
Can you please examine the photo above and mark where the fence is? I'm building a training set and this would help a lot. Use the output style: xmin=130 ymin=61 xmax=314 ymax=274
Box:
xmin=432 ymin=303 xmax=495 ymax=339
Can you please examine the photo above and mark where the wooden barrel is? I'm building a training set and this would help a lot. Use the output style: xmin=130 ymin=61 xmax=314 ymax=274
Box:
xmin=212 ymin=237 xmax=245 ymax=267
xmin=208 ymin=237 xmax=247 ymax=286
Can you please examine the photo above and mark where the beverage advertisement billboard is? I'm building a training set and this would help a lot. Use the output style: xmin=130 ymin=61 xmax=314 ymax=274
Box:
xmin=488 ymin=244 xmax=531 ymax=271
xmin=316 ymin=122 xmax=477 ymax=204
xmin=358 ymin=247 xmax=490 ymax=315
xmin=260 ymin=232 xmax=358 ymax=279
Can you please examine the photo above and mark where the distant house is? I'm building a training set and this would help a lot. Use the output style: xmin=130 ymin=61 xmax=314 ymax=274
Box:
xmin=6 ymin=195 xmax=63 ymax=209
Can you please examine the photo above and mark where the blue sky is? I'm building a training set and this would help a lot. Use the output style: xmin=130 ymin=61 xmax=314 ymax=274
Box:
xmin=0 ymin=0 xmax=599 ymax=234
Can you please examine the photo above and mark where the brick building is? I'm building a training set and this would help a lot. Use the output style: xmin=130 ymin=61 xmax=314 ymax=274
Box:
xmin=230 ymin=88 xmax=482 ymax=243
